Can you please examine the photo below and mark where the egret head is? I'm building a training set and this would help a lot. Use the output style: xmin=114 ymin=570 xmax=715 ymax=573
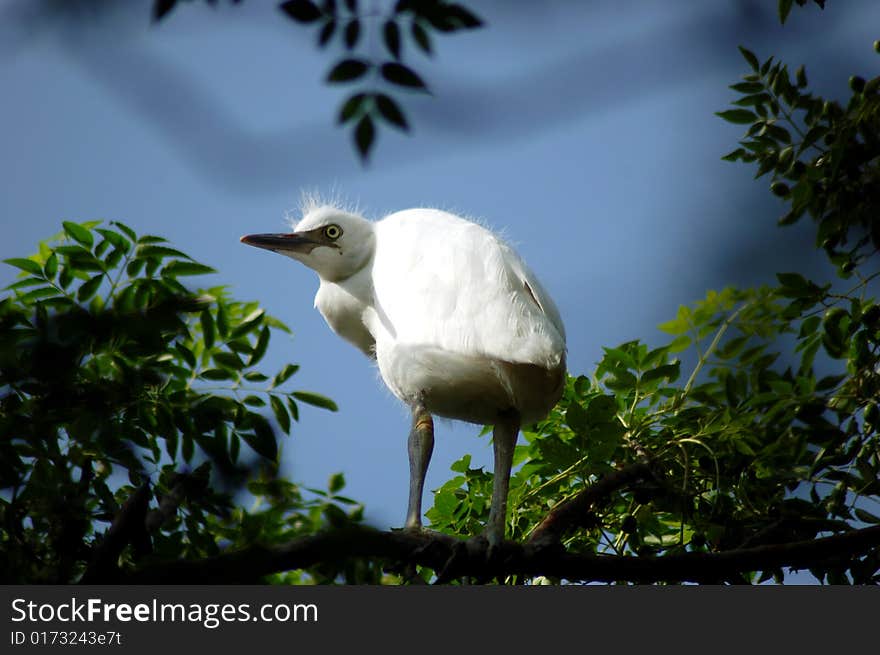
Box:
xmin=241 ymin=205 xmax=376 ymax=282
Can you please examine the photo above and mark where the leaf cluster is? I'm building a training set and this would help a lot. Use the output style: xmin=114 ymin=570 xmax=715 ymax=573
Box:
xmin=278 ymin=0 xmax=482 ymax=160
xmin=0 ymin=221 xmax=343 ymax=583
xmin=718 ymin=43 xmax=880 ymax=276
xmin=423 ymin=32 xmax=880 ymax=584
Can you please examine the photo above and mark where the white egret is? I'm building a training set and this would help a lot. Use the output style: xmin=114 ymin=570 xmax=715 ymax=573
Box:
xmin=241 ymin=202 xmax=566 ymax=547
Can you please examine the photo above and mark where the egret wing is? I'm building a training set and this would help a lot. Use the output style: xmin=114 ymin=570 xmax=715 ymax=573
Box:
xmin=371 ymin=209 xmax=565 ymax=368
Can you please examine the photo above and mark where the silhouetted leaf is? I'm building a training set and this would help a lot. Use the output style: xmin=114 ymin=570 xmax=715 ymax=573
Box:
xmin=446 ymin=4 xmax=483 ymax=28
xmin=152 ymin=0 xmax=177 ymax=23
xmin=318 ymin=18 xmax=336 ymax=46
xmin=344 ymin=19 xmax=360 ymax=48
xmin=411 ymin=21 xmax=432 ymax=55
xmin=383 ymin=20 xmax=401 ymax=59
xmin=738 ymin=45 xmax=760 ymax=71
xmin=242 ymin=414 xmax=278 ymax=460
xmin=280 ymin=0 xmax=322 ymax=23
xmin=778 ymin=0 xmax=794 ymax=24
xmin=337 ymin=92 xmax=368 ymax=124
xmin=375 ymin=94 xmax=409 ymax=131
xmin=354 ymin=115 xmax=374 ymax=159
xmin=380 ymin=62 xmax=428 ymax=91
xmin=326 ymin=58 xmax=370 ymax=83
xmin=715 ymin=109 xmax=757 ymax=124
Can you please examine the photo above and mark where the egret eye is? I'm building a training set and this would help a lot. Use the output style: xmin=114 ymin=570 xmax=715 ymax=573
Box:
xmin=323 ymin=224 xmax=342 ymax=240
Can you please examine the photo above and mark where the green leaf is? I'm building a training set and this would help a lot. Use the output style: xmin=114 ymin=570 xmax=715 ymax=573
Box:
xmin=217 ymin=303 xmax=229 ymax=337
xmin=270 ymin=395 xmax=291 ymax=434
xmin=174 ymin=342 xmax=197 ymax=368
xmin=76 ymin=274 xmax=104 ymax=303
xmin=778 ymin=0 xmax=794 ymax=24
xmin=242 ymin=414 xmax=278 ymax=460
xmin=63 ymin=221 xmax=94 ymax=248
xmin=4 ymin=258 xmax=43 ymax=276
xmin=738 ymin=46 xmax=760 ymax=71
xmin=249 ymin=326 xmax=271 ymax=366
xmin=43 ymin=253 xmax=58 ymax=279
xmin=232 ymin=309 xmax=265 ymax=338
xmin=137 ymin=245 xmax=190 ymax=260
xmin=329 ymin=472 xmax=345 ymax=494
xmin=560 ymin=403 xmax=586 ymax=436
xmin=776 ymin=272 xmax=815 ymax=298
xmin=137 ymin=235 xmax=168 ymax=245
xmin=162 ymin=261 xmax=216 ymax=277
xmin=201 ymin=368 xmax=234 ymax=380
xmin=271 ymin=363 xmax=300 ymax=388
xmin=244 ymin=395 xmax=266 ymax=407
xmin=214 ymin=351 xmax=245 ymax=370
xmin=326 ymin=58 xmax=370 ymax=83
xmin=293 ymin=391 xmax=338 ymax=411
xmin=95 ymin=228 xmax=131 ymax=253
xmin=381 ymin=63 xmax=428 ymax=91
xmin=287 ymin=397 xmax=299 ymax=422
xmin=641 ymin=362 xmax=681 ymax=384
xmin=111 ymin=221 xmax=138 ymax=242
xmin=196 ymin=311 xmax=214 ymax=350
xmin=6 ymin=276 xmax=46 ymax=291
xmin=854 ymin=508 xmax=880 ymax=524
xmin=715 ymin=109 xmax=757 ymax=125
xmin=729 ymin=81 xmax=765 ymax=94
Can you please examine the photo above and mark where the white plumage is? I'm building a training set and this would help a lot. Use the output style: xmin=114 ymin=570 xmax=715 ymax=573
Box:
xmin=241 ymin=203 xmax=566 ymax=546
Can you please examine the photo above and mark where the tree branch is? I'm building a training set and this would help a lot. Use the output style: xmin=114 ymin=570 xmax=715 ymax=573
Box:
xmin=528 ymin=461 xmax=655 ymax=546
xmin=117 ymin=523 xmax=880 ymax=585
xmin=80 ymin=483 xmax=151 ymax=584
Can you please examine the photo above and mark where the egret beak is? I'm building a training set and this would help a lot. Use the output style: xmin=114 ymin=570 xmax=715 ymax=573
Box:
xmin=240 ymin=232 xmax=321 ymax=255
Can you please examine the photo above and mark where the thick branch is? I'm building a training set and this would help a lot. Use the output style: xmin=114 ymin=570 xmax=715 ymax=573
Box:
xmin=80 ymin=483 xmax=151 ymax=583
xmin=528 ymin=462 xmax=655 ymax=546
xmin=118 ymin=523 xmax=880 ymax=585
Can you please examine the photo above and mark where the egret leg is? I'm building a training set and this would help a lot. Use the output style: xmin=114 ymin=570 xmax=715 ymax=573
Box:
xmin=485 ymin=409 xmax=521 ymax=549
xmin=405 ymin=402 xmax=434 ymax=530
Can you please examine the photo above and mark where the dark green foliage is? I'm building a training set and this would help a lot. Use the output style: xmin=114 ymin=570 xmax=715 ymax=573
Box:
xmin=152 ymin=1 xmax=482 ymax=160
xmin=277 ymin=0 xmax=482 ymax=161
xmin=778 ymin=0 xmax=826 ymax=25
xmin=717 ymin=43 xmax=880 ymax=277
xmin=423 ymin=33 xmax=880 ymax=583
xmin=0 ymin=221 xmax=355 ymax=583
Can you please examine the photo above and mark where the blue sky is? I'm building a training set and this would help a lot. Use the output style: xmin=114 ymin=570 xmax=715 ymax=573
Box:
xmin=2 ymin=0 xmax=878 ymax=580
